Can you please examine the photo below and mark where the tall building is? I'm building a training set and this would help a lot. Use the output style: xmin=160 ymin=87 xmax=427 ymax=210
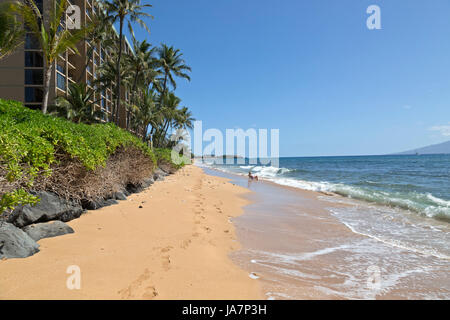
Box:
xmin=0 ymin=0 xmax=133 ymax=128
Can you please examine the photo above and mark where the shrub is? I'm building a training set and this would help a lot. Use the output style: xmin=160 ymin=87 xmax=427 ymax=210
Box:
xmin=0 ymin=99 xmax=156 ymax=214
xmin=154 ymin=147 xmax=190 ymax=170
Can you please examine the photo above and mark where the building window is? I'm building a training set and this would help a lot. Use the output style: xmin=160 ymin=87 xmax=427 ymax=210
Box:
xmin=25 ymin=33 xmax=40 ymax=49
xmin=25 ymin=87 xmax=43 ymax=103
xmin=25 ymin=69 xmax=43 ymax=85
xmin=25 ymin=51 xmax=43 ymax=67
xmin=57 ymin=73 xmax=66 ymax=90
xmin=57 ymin=64 xmax=65 ymax=74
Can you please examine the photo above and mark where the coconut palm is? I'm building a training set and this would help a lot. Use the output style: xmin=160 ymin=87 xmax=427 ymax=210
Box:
xmin=50 ymin=83 xmax=104 ymax=124
xmin=102 ymin=0 xmax=152 ymax=124
xmin=133 ymin=88 xmax=159 ymax=142
xmin=95 ymin=52 xmax=132 ymax=121
xmin=0 ymin=2 xmax=25 ymax=60
xmin=156 ymin=44 xmax=191 ymax=98
xmin=77 ymin=8 xmax=115 ymax=83
xmin=10 ymin=0 xmax=91 ymax=114
xmin=174 ymin=106 xmax=195 ymax=130
xmin=126 ymin=36 xmax=159 ymax=105
xmin=153 ymin=92 xmax=182 ymax=147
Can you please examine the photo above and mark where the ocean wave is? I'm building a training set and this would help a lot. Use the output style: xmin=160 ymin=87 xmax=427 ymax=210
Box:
xmin=199 ymin=161 xmax=450 ymax=222
xmin=240 ymin=165 xmax=292 ymax=177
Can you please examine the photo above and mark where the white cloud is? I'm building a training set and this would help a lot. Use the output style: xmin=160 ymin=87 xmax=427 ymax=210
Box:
xmin=429 ymin=123 xmax=450 ymax=136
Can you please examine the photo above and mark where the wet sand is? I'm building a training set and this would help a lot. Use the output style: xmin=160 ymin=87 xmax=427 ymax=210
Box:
xmin=0 ymin=165 xmax=262 ymax=299
xmin=203 ymin=167 xmax=450 ymax=300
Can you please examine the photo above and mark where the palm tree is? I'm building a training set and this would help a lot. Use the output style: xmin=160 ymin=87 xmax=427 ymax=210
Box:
xmin=0 ymin=2 xmax=25 ymax=60
xmin=134 ymin=88 xmax=159 ymax=142
xmin=156 ymin=44 xmax=192 ymax=98
xmin=102 ymin=0 xmax=152 ymax=124
xmin=174 ymin=106 xmax=195 ymax=130
xmin=50 ymin=83 xmax=104 ymax=124
xmin=10 ymin=0 xmax=91 ymax=114
xmin=77 ymin=8 xmax=115 ymax=83
xmin=154 ymin=92 xmax=182 ymax=147
xmin=95 ymin=53 xmax=132 ymax=121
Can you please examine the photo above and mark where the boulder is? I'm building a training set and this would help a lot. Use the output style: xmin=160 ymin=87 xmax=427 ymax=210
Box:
xmin=8 ymin=191 xmax=84 ymax=228
xmin=114 ymin=191 xmax=127 ymax=201
xmin=81 ymin=198 xmax=118 ymax=210
xmin=158 ymin=163 xmax=177 ymax=174
xmin=22 ymin=221 xmax=74 ymax=242
xmin=103 ymin=199 xmax=118 ymax=207
xmin=141 ymin=176 xmax=154 ymax=188
xmin=153 ymin=168 xmax=168 ymax=181
xmin=126 ymin=183 xmax=144 ymax=194
xmin=0 ymin=222 xmax=40 ymax=259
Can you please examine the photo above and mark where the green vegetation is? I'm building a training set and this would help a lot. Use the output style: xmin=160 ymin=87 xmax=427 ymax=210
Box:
xmin=50 ymin=83 xmax=104 ymax=124
xmin=0 ymin=0 xmax=194 ymax=214
xmin=103 ymin=0 xmax=153 ymax=124
xmin=0 ymin=99 xmax=184 ymax=215
xmin=4 ymin=0 xmax=194 ymax=149
xmin=0 ymin=3 xmax=25 ymax=61
xmin=154 ymin=148 xmax=190 ymax=170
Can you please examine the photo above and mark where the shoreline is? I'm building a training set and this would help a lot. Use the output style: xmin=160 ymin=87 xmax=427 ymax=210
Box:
xmin=0 ymin=165 xmax=263 ymax=299
xmin=201 ymin=165 xmax=450 ymax=299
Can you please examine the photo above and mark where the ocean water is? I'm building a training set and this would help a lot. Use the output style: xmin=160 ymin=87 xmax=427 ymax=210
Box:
xmin=201 ymin=154 xmax=450 ymax=222
xmin=199 ymin=155 xmax=450 ymax=298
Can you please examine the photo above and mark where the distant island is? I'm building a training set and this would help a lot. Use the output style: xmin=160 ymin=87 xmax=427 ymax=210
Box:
xmin=394 ymin=140 xmax=450 ymax=155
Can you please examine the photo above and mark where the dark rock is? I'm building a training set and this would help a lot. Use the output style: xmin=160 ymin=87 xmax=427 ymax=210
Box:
xmin=159 ymin=163 xmax=177 ymax=174
xmin=138 ymin=205 xmax=143 ymax=209
xmin=0 ymin=222 xmax=40 ymax=259
xmin=114 ymin=191 xmax=127 ymax=201
xmin=153 ymin=168 xmax=168 ymax=181
xmin=81 ymin=199 xmax=103 ymax=210
xmin=123 ymin=189 xmax=131 ymax=196
xmin=22 ymin=221 xmax=74 ymax=242
xmin=126 ymin=183 xmax=144 ymax=194
xmin=141 ymin=176 xmax=154 ymax=188
xmin=103 ymin=199 xmax=118 ymax=207
xmin=81 ymin=198 xmax=118 ymax=210
xmin=8 ymin=191 xmax=84 ymax=228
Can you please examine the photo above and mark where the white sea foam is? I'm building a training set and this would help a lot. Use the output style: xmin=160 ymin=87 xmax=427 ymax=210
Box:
xmin=201 ymin=161 xmax=450 ymax=221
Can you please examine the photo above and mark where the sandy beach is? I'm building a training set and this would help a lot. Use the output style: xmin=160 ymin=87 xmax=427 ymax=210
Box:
xmin=0 ymin=165 xmax=262 ymax=299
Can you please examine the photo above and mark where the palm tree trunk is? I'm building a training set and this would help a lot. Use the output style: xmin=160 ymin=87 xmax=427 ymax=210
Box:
xmin=42 ymin=63 xmax=53 ymax=114
xmin=159 ymin=73 xmax=167 ymax=107
xmin=77 ymin=46 xmax=94 ymax=83
xmin=142 ymin=123 xmax=150 ymax=142
xmin=114 ymin=17 xmax=124 ymax=125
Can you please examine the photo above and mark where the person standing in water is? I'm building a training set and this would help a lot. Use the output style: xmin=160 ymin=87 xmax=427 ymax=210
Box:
xmin=248 ymin=171 xmax=258 ymax=181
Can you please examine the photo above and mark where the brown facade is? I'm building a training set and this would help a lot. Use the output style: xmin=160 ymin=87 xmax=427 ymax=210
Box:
xmin=0 ymin=0 xmax=132 ymax=128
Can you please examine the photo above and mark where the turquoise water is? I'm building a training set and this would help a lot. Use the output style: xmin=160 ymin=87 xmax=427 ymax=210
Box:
xmin=204 ymin=154 xmax=450 ymax=222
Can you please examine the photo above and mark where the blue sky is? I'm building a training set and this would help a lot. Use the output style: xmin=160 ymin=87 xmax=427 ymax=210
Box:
xmin=127 ymin=0 xmax=450 ymax=157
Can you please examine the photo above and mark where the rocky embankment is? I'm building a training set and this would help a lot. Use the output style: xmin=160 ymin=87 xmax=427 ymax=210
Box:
xmin=0 ymin=167 xmax=171 ymax=260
